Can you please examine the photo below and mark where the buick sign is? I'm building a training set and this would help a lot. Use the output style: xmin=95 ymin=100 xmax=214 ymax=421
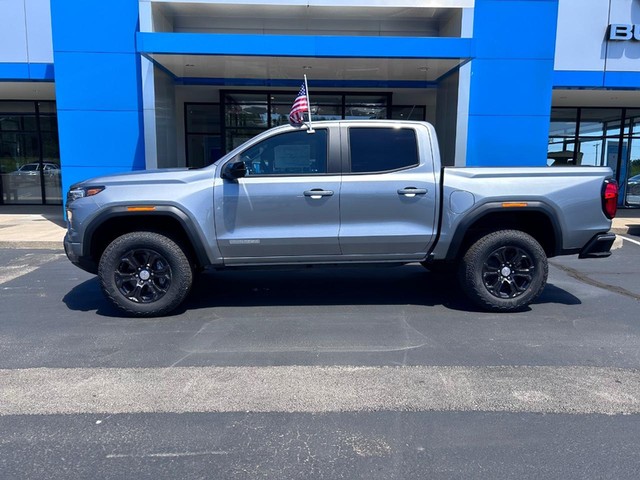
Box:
xmin=609 ymin=24 xmax=640 ymax=41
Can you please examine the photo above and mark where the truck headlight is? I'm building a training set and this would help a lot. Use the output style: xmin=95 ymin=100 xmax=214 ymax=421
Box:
xmin=67 ymin=186 xmax=105 ymax=203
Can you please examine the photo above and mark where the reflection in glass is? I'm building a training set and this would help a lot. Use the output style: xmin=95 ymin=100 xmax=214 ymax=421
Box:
xmin=549 ymin=108 xmax=578 ymax=137
xmin=187 ymin=135 xmax=222 ymax=168
xmin=225 ymin=128 xmax=264 ymax=152
xmin=578 ymin=108 xmax=623 ymax=137
xmin=625 ymin=139 xmax=640 ymax=206
xmin=225 ymin=104 xmax=268 ymax=128
xmin=391 ymin=106 xmax=426 ymax=121
xmin=0 ymin=101 xmax=61 ymax=205
xmin=186 ymin=105 xmax=221 ymax=134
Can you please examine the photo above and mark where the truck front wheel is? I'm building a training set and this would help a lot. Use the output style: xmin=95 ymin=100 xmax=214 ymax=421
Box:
xmin=98 ymin=232 xmax=193 ymax=317
xmin=459 ymin=230 xmax=548 ymax=312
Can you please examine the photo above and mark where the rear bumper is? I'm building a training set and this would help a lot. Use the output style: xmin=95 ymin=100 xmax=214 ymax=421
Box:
xmin=578 ymin=233 xmax=616 ymax=259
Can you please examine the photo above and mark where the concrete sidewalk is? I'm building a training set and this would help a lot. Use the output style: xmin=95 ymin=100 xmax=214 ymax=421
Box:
xmin=0 ymin=205 xmax=638 ymax=250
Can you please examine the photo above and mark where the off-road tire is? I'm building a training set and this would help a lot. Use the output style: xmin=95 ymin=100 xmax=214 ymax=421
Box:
xmin=98 ymin=231 xmax=193 ymax=317
xmin=458 ymin=230 xmax=548 ymax=312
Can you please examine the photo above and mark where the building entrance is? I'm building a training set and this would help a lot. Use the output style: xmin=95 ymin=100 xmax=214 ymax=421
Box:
xmin=184 ymin=90 xmax=426 ymax=169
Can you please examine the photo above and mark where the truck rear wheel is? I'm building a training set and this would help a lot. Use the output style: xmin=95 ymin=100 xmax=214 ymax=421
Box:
xmin=98 ymin=232 xmax=193 ymax=317
xmin=458 ymin=230 xmax=548 ymax=312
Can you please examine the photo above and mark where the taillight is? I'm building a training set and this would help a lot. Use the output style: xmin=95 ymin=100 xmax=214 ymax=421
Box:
xmin=602 ymin=179 xmax=618 ymax=219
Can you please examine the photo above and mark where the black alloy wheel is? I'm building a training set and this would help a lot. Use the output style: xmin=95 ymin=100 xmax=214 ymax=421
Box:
xmin=98 ymin=231 xmax=193 ymax=317
xmin=115 ymin=248 xmax=172 ymax=304
xmin=459 ymin=229 xmax=548 ymax=312
xmin=481 ymin=245 xmax=535 ymax=299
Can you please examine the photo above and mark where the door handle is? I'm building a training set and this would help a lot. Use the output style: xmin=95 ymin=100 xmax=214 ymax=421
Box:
xmin=397 ymin=187 xmax=427 ymax=197
xmin=304 ymin=189 xmax=334 ymax=199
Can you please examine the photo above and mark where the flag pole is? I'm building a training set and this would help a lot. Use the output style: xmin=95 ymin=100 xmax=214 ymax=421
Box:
xmin=304 ymin=74 xmax=315 ymax=133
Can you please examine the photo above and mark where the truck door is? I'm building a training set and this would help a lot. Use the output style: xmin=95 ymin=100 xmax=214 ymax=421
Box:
xmin=338 ymin=123 xmax=437 ymax=255
xmin=214 ymin=127 xmax=342 ymax=259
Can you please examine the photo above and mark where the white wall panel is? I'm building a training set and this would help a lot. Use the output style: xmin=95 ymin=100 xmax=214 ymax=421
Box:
xmin=605 ymin=0 xmax=640 ymax=72
xmin=0 ymin=0 xmax=29 ymax=62
xmin=554 ymin=0 xmax=609 ymax=71
xmin=25 ymin=0 xmax=53 ymax=63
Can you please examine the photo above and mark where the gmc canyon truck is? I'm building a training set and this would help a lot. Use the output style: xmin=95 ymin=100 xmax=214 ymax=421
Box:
xmin=64 ymin=120 xmax=618 ymax=316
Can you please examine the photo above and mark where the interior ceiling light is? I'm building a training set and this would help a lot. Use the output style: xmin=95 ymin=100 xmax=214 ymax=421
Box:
xmin=302 ymin=66 xmax=312 ymax=70
xmin=418 ymin=66 xmax=429 ymax=72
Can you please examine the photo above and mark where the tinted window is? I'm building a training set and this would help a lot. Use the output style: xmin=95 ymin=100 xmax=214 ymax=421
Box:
xmin=349 ymin=128 xmax=418 ymax=173
xmin=240 ymin=129 xmax=327 ymax=176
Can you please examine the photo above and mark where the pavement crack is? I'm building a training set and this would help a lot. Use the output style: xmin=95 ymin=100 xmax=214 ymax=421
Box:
xmin=550 ymin=261 xmax=640 ymax=301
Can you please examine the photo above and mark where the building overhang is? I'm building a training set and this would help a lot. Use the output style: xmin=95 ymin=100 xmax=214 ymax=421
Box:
xmin=137 ymin=32 xmax=473 ymax=86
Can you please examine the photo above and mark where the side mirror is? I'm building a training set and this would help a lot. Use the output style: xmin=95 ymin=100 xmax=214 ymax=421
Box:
xmin=222 ymin=160 xmax=247 ymax=180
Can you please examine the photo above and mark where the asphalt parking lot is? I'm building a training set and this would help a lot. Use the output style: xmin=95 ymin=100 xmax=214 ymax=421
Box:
xmin=0 ymin=233 xmax=639 ymax=479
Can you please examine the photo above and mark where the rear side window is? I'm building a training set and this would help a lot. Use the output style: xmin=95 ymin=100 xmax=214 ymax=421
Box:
xmin=349 ymin=127 xmax=419 ymax=173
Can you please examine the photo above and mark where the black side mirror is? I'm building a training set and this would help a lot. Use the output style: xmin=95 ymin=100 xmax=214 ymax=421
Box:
xmin=222 ymin=160 xmax=247 ymax=180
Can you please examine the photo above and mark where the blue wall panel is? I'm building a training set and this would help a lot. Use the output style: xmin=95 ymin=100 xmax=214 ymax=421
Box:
xmin=469 ymin=59 xmax=554 ymax=116
xmin=56 ymin=111 xmax=145 ymax=169
xmin=50 ymin=0 xmax=145 ymax=205
xmin=54 ymin=52 xmax=142 ymax=111
xmin=49 ymin=1 xmax=138 ymax=54
xmin=466 ymin=115 xmax=551 ymax=167
xmin=472 ymin=0 xmax=558 ymax=60
xmin=0 ymin=63 xmax=54 ymax=81
xmin=466 ymin=0 xmax=559 ymax=168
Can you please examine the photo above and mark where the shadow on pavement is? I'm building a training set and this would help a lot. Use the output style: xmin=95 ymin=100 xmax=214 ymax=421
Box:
xmin=63 ymin=265 xmax=581 ymax=317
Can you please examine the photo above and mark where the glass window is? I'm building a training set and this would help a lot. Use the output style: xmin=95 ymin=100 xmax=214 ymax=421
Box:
xmin=0 ymin=101 xmax=61 ymax=205
xmin=578 ymin=108 xmax=623 ymax=137
xmin=186 ymin=105 xmax=221 ymax=134
xmin=626 ymin=109 xmax=640 ymax=137
xmin=187 ymin=135 xmax=222 ymax=169
xmin=238 ymin=129 xmax=328 ymax=176
xmin=0 ymin=102 xmax=36 ymax=114
xmin=349 ymin=128 xmax=418 ymax=173
xmin=391 ymin=106 xmax=426 ymax=121
xmin=549 ymin=108 xmax=578 ymax=137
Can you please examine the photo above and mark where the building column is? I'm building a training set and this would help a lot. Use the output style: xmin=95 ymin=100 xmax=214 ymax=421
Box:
xmin=50 ymin=0 xmax=145 ymax=201
xmin=466 ymin=0 xmax=559 ymax=167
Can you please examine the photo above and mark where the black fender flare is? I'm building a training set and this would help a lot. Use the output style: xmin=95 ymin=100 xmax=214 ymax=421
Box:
xmin=82 ymin=204 xmax=211 ymax=267
xmin=444 ymin=201 xmax=565 ymax=261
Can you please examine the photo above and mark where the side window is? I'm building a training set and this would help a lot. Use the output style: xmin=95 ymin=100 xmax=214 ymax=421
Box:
xmin=240 ymin=129 xmax=328 ymax=176
xmin=349 ymin=127 xmax=419 ymax=173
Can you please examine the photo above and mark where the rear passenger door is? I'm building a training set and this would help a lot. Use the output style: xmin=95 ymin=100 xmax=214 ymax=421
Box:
xmin=338 ymin=123 xmax=437 ymax=256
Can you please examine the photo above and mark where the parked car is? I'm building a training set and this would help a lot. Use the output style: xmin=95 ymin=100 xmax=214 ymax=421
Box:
xmin=627 ymin=174 xmax=640 ymax=195
xmin=11 ymin=162 xmax=61 ymax=178
xmin=64 ymin=120 xmax=618 ymax=317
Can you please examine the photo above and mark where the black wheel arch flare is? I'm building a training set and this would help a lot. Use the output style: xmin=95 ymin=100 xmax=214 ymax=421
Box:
xmin=82 ymin=204 xmax=211 ymax=268
xmin=444 ymin=201 xmax=565 ymax=261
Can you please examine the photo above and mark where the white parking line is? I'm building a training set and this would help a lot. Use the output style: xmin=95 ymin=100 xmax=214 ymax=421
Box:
xmin=619 ymin=235 xmax=640 ymax=247
xmin=1 ymin=365 xmax=639 ymax=416
xmin=0 ymin=253 xmax=64 ymax=285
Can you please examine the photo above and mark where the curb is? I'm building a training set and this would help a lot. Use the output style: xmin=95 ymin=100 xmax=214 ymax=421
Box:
xmin=0 ymin=241 xmax=64 ymax=250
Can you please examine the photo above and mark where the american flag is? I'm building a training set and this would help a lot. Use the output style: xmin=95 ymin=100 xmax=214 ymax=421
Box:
xmin=289 ymin=83 xmax=309 ymax=125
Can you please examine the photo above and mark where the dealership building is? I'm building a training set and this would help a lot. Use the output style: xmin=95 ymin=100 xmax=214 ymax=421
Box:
xmin=0 ymin=0 xmax=639 ymax=208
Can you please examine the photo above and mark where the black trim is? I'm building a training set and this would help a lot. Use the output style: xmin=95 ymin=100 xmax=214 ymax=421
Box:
xmin=579 ymin=233 xmax=616 ymax=259
xmin=82 ymin=205 xmax=210 ymax=267
xmin=444 ymin=201 xmax=563 ymax=261
xmin=424 ymin=167 xmax=446 ymax=261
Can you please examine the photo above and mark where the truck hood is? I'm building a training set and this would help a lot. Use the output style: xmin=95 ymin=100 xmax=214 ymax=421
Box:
xmin=72 ymin=167 xmax=216 ymax=188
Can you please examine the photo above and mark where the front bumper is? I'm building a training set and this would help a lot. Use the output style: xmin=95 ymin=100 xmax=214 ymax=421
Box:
xmin=578 ymin=232 xmax=616 ymax=259
xmin=64 ymin=233 xmax=97 ymax=274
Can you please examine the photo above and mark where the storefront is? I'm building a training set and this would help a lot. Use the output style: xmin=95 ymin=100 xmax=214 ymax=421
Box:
xmin=0 ymin=0 xmax=638 ymax=208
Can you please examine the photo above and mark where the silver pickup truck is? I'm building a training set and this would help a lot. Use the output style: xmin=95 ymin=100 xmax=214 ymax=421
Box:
xmin=64 ymin=120 xmax=618 ymax=316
